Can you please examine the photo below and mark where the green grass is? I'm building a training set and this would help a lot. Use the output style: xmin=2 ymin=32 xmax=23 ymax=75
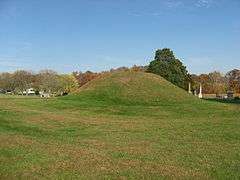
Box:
xmin=0 ymin=72 xmax=240 ymax=179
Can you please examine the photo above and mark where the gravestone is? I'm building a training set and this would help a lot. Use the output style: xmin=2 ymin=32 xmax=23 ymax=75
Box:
xmin=188 ymin=83 xmax=192 ymax=94
xmin=198 ymin=84 xmax=203 ymax=99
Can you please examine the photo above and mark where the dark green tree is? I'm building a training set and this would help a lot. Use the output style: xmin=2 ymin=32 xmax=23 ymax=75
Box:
xmin=147 ymin=48 xmax=189 ymax=89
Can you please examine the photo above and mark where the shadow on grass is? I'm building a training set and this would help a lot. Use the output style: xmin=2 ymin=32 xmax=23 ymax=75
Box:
xmin=205 ymin=98 xmax=240 ymax=104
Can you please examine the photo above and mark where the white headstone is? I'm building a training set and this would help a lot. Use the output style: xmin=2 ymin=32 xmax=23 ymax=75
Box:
xmin=188 ymin=82 xmax=192 ymax=94
xmin=198 ymin=84 xmax=203 ymax=99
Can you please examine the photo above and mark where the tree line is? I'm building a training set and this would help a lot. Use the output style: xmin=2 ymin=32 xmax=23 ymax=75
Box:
xmin=191 ymin=69 xmax=240 ymax=94
xmin=0 ymin=70 xmax=78 ymax=95
xmin=0 ymin=66 xmax=146 ymax=96
xmin=147 ymin=48 xmax=240 ymax=95
xmin=0 ymin=48 xmax=239 ymax=96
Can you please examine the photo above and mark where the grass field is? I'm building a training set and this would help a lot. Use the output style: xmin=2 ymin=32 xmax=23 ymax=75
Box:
xmin=0 ymin=72 xmax=240 ymax=179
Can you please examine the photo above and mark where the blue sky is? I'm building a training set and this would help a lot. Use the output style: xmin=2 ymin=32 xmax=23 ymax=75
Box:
xmin=0 ymin=0 xmax=239 ymax=74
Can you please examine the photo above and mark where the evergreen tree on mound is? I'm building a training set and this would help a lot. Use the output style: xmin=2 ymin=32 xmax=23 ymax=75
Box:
xmin=147 ymin=48 xmax=190 ymax=89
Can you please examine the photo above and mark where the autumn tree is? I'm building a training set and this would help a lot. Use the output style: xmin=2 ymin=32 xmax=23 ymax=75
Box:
xmin=58 ymin=74 xmax=79 ymax=94
xmin=226 ymin=69 xmax=240 ymax=93
xmin=73 ymin=71 xmax=99 ymax=87
xmin=191 ymin=72 xmax=227 ymax=94
xmin=208 ymin=71 xmax=227 ymax=95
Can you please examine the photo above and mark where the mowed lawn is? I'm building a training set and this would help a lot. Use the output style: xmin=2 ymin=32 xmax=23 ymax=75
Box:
xmin=0 ymin=94 xmax=239 ymax=179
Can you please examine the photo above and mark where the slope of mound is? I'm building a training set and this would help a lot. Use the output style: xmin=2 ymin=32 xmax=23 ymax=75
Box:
xmin=66 ymin=71 xmax=198 ymax=105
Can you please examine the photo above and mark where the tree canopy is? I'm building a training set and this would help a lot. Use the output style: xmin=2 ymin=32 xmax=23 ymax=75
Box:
xmin=147 ymin=48 xmax=189 ymax=89
xmin=226 ymin=69 xmax=240 ymax=93
xmin=191 ymin=71 xmax=227 ymax=95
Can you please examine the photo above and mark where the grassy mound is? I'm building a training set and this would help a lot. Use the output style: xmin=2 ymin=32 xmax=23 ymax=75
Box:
xmin=0 ymin=72 xmax=239 ymax=179
xmin=67 ymin=71 xmax=198 ymax=105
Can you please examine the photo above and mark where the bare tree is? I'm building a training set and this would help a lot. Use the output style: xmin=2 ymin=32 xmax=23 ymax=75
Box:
xmin=208 ymin=71 xmax=227 ymax=95
xmin=37 ymin=69 xmax=61 ymax=94
xmin=12 ymin=70 xmax=33 ymax=94
xmin=226 ymin=69 xmax=240 ymax=93
xmin=0 ymin=72 xmax=14 ymax=93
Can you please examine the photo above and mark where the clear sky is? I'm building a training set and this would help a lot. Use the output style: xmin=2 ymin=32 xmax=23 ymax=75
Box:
xmin=0 ymin=0 xmax=239 ymax=74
